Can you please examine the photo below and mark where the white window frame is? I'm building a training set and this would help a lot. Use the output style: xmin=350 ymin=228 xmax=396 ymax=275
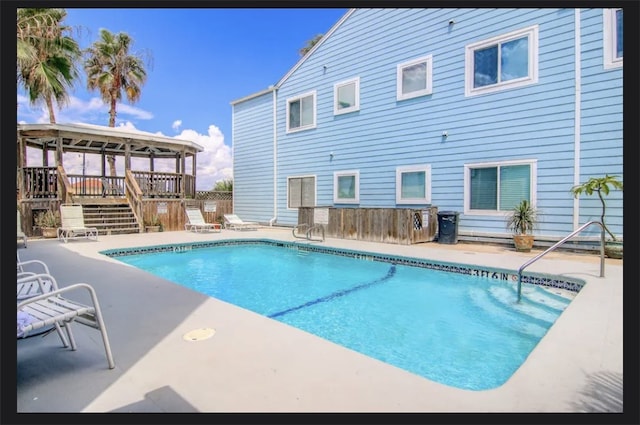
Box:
xmin=395 ymin=164 xmax=432 ymax=204
xmin=463 ymin=159 xmax=537 ymax=216
xmin=334 ymin=77 xmax=360 ymax=115
xmin=286 ymin=90 xmax=317 ymax=133
xmin=465 ymin=25 xmax=539 ymax=97
xmin=333 ymin=170 xmax=360 ymax=204
xmin=287 ymin=175 xmax=316 ymax=210
xmin=396 ymin=55 xmax=433 ymax=101
xmin=604 ymin=8 xmax=623 ymax=69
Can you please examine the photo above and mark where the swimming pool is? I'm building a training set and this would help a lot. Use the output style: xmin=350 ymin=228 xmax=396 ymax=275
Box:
xmin=102 ymin=239 xmax=583 ymax=391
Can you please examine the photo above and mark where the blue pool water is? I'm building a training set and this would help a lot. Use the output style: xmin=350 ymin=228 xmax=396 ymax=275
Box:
xmin=108 ymin=241 xmax=576 ymax=390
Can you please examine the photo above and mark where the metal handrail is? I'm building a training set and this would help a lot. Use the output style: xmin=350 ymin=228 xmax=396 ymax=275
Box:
xmin=516 ymin=220 xmax=605 ymax=302
xmin=292 ymin=223 xmax=310 ymax=239
xmin=306 ymin=224 xmax=325 ymax=242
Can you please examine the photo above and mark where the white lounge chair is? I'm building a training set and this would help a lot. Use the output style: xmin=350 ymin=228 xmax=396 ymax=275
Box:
xmin=17 ymin=258 xmax=54 ymax=300
xmin=17 ymin=211 xmax=27 ymax=248
xmin=223 ymin=214 xmax=259 ymax=231
xmin=184 ymin=208 xmax=221 ymax=233
xmin=17 ymin=273 xmax=115 ymax=369
xmin=57 ymin=204 xmax=98 ymax=243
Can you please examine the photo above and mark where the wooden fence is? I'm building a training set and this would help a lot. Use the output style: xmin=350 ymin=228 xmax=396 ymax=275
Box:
xmin=298 ymin=206 xmax=438 ymax=245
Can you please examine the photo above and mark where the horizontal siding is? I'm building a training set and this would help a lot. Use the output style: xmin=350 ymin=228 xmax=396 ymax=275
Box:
xmin=232 ymin=92 xmax=274 ymax=222
xmin=233 ymin=8 xmax=623 ymax=239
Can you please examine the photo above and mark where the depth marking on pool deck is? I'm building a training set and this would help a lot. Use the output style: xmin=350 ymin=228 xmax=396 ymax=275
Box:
xmin=268 ymin=264 xmax=397 ymax=319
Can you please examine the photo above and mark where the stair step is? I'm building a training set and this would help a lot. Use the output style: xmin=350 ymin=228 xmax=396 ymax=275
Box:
xmin=80 ymin=202 xmax=141 ymax=236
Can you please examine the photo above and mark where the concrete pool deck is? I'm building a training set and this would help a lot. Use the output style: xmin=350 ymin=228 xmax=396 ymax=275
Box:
xmin=12 ymin=227 xmax=627 ymax=416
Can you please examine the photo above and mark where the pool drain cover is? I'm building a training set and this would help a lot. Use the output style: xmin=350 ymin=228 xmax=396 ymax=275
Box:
xmin=183 ymin=328 xmax=216 ymax=342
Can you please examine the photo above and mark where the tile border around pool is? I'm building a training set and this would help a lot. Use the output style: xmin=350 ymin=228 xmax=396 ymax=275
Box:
xmin=100 ymin=238 xmax=585 ymax=293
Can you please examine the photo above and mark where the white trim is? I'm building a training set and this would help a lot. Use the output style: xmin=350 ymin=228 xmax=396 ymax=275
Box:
xmin=333 ymin=77 xmax=360 ymax=115
xmin=465 ymin=25 xmax=539 ymax=97
xmin=395 ymin=164 xmax=432 ymax=204
xmin=333 ymin=170 xmax=360 ymax=204
xmin=603 ymin=8 xmax=623 ymax=69
xmin=271 ymin=89 xmax=278 ymax=225
xmin=463 ymin=159 xmax=537 ymax=216
xmin=286 ymin=174 xmax=316 ymax=210
xmin=286 ymin=90 xmax=317 ymax=133
xmin=396 ymin=55 xmax=433 ymax=101
xmin=573 ymin=9 xmax=581 ymax=231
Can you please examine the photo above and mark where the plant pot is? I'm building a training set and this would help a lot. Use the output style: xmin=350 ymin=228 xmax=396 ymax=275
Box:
xmin=604 ymin=240 xmax=623 ymax=259
xmin=145 ymin=226 xmax=161 ymax=233
xmin=513 ymin=234 xmax=534 ymax=252
xmin=41 ymin=227 xmax=57 ymax=238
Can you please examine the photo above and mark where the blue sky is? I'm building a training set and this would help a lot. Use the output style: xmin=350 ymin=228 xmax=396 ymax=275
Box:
xmin=17 ymin=7 xmax=348 ymax=189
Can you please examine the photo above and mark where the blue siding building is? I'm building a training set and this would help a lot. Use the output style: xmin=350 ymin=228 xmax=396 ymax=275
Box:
xmin=231 ymin=8 xmax=623 ymax=246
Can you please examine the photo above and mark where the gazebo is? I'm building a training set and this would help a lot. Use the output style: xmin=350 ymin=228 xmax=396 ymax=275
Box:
xmin=17 ymin=122 xmax=208 ymax=236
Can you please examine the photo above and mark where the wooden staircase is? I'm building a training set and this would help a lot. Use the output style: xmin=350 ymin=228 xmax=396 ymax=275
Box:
xmin=77 ymin=198 xmax=142 ymax=235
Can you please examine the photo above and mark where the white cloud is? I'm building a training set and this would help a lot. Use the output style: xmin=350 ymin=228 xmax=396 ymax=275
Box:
xmin=172 ymin=120 xmax=182 ymax=131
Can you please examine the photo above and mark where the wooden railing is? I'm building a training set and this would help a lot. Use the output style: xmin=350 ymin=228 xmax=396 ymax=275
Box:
xmin=22 ymin=167 xmax=58 ymax=199
xmin=21 ymin=167 xmax=196 ymax=200
xmin=125 ymin=170 xmax=143 ymax=231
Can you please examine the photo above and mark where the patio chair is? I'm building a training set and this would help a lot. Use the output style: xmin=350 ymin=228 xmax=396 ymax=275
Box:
xmin=184 ymin=208 xmax=221 ymax=233
xmin=17 ymin=210 xmax=27 ymax=248
xmin=17 ymin=257 xmax=54 ymax=300
xmin=57 ymin=204 xmax=98 ymax=243
xmin=223 ymin=214 xmax=259 ymax=231
xmin=101 ymin=177 xmax=124 ymax=196
xmin=17 ymin=273 xmax=115 ymax=370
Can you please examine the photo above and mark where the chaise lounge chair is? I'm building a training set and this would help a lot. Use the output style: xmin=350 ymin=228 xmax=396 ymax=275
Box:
xmin=17 ymin=211 xmax=27 ymax=248
xmin=184 ymin=208 xmax=221 ymax=233
xmin=17 ymin=256 xmax=54 ymax=300
xmin=223 ymin=214 xmax=259 ymax=231
xmin=57 ymin=204 xmax=98 ymax=243
xmin=17 ymin=273 xmax=115 ymax=369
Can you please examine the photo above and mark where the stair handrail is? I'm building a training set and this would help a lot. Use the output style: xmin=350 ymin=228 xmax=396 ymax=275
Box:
xmin=124 ymin=170 xmax=144 ymax=231
xmin=516 ymin=220 xmax=605 ymax=302
xmin=292 ymin=223 xmax=310 ymax=239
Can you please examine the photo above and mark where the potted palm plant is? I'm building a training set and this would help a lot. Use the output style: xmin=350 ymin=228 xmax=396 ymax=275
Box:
xmin=35 ymin=209 xmax=61 ymax=238
xmin=506 ymin=199 xmax=537 ymax=252
xmin=570 ymin=174 xmax=623 ymax=259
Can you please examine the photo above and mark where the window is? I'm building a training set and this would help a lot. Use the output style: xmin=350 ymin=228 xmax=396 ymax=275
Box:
xmin=286 ymin=91 xmax=316 ymax=133
xmin=288 ymin=176 xmax=316 ymax=209
xmin=334 ymin=78 xmax=360 ymax=115
xmin=333 ymin=171 xmax=360 ymax=204
xmin=396 ymin=165 xmax=431 ymax=204
xmin=464 ymin=160 xmax=537 ymax=215
xmin=396 ymin=55 xmax=433 ymax=101
xmin=604 ymin=8 xmax=623 ymax=69
xmin=465 ymin=25 xmax=538 ymax=96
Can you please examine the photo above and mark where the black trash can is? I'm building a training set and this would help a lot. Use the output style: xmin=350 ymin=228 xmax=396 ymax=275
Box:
xmin=437 ymin=211 xmax=459 ymax=244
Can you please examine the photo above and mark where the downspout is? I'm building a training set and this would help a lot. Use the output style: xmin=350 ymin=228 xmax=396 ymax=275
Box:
xmin=572 ymin=8 xmax=581 ymax=230
xmin=269 ymin=87 xmax=278 ymax=226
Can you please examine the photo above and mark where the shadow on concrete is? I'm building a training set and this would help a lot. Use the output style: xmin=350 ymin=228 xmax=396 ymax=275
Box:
xmin=13 ymin=239 xmax=211 ymax=413
xmin=569 ymin=370 xmax=623 ymax=412
xmin=110 ymin=385 xmax=198 ymax=412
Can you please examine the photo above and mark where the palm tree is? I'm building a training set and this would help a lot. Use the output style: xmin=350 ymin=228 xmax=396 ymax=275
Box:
xmin=299 ymin=33 xmax=323 ymax=57
xmin=84 ymin=28 xmax=149 ymax=176
xmin=17 ymin=8 xmax=81 ymax=123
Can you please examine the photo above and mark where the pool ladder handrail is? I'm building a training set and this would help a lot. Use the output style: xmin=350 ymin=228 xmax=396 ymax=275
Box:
xmin=292 ymin=223 xmax=325 ymax=242
xmin=516 ymin=220 xmax=605 ymax=302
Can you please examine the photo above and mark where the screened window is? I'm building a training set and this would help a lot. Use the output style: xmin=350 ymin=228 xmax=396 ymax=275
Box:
xmin=288 ymin=176 xmax=315 ymax=208
xmin=465 ymin=26 xmax=538 ymax=96
xmin=604 ymin=8 xmax=623 ymax=69
xmin=396 ymin=55 xmax=433 ymax=100
xmin=464 ymin=161 xmax=536 ymax=214
xmin=334 ymin=78 xmax=360 ymax=115
xmin=396 ymin=165 xmax=432 ymax=204
xmin=333 ymin=171 xmax=359 ymax=204
xmin=287 ymin=91 xmax=316 ymax=132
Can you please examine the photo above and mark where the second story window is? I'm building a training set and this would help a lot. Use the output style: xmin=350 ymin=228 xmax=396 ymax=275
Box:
xmin=396 ymin=55 xmax=433 ymax=101
xmin=604 ymin=8 xmax=623 ymax=69
xmin=334 ymin=77 xmax=360 ymax=115
xmin=465 ymin=25 xmax=538 ymax=96
xmin=287 ymin=91 xmax=316 ymax=133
